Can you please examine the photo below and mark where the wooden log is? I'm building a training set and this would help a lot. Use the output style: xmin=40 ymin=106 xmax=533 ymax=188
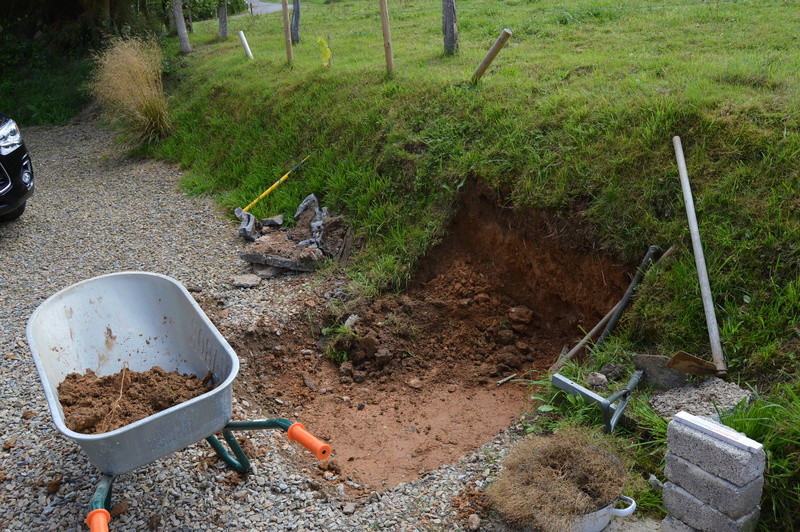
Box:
xmin=471 ymin=28 xmax=512 ymax=84
xmin=281 ymin=0 xmax=294 ymax=64
xmin=442 ymin=0 xmax=458 ymax=55
xmin=379 ymin=0 xmax=395 ymax=76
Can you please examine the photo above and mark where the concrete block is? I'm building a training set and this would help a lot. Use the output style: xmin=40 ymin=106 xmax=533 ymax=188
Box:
xmin=665 ymin=452 xmax=763 ymax=519
xmin=661 ymin=515 xmax=698 ymax=532
xmin=663 ymin=482 xmax=760 ymax=532
xmin=667 ymin=420 xmax=765 ymax=486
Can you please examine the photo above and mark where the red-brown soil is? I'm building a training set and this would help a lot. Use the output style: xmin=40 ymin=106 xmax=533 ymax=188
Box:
xmin=231 ymin=183 xmax=630 ymax=492
xmin=58 ymin=366 xmax=213 ymax=434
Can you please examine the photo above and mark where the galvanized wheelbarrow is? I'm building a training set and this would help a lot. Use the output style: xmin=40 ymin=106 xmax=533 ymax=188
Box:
xmin=27 ymin=272 xmax=331 ymax=532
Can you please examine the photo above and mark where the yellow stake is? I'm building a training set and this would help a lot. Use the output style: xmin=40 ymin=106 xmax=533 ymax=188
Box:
xmin=242 ymin=156 xmax=311 ymax=213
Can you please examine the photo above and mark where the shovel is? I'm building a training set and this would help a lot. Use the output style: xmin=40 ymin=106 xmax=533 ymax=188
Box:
xmin=668 ymin=137 xmax=727 ymax=377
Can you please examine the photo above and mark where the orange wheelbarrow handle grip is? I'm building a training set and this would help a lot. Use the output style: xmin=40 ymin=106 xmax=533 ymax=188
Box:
xmin=287 ymin=423 xmax=332 ymax=460
xmin=86 ymin=509 xmax=111 ymax=532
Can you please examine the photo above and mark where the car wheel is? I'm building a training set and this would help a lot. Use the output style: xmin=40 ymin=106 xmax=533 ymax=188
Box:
xmin=0 ymin=202 xmax=26 ymax=222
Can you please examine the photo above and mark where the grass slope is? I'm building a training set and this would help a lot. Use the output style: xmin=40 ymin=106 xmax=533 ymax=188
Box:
xmin=156 ymin=1 xmax=799 ymax=526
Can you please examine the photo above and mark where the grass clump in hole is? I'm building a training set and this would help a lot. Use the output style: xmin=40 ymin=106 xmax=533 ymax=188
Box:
xmin=91 ymin=37 xmax=171 ymax=145
xmin=486 ymin=428 xmax=627 ymax=531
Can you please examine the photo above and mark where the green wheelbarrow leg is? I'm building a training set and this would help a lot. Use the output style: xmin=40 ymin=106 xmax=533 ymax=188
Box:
xmin=86 ymin=475 xmax=114 ymax=531
xmin=206 ymin=429 xmax=251 ymax=474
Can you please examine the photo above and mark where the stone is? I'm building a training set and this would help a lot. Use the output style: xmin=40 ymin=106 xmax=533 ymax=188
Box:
xmin=407 ymin=378 xmax=422 ymax=390
xmin=467 ymin=513 xmax=481 ymax=531
xmin=599 ymin=362 xmax=627 ymax=381
xmin=261 ymin=214 xmax=284 ymax=227
xmin=585 ymin=372 xmax=608 ymax=390
xmin=648 ymin=474 xmax=664 ymax=493
xmin=342 ymin=502 xmax=356 ymax=515
xmin=253 ymin=264 xmax=285 ymax=279
xmin=632 ymin=354 xmax=687 ymax=390
xmin=344 ymin=314 xmax=360 ymax=328
xmin=231 ymin=274 xmax=261 ymax=288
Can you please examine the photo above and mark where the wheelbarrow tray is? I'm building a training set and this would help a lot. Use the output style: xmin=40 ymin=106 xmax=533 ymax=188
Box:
xmin=26 ymin=272 xmax=239 ymax=476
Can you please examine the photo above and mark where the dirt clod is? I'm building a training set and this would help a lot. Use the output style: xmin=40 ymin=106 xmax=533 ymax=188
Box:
xmin=45 ymin=475 xmax=63 ymax=494
xmin=110 ymin=501 xmax=130 ymax=518
xmin=58 ymin=366 xmax=214 ymax=434
xmin=147 ymin=514 xmax=161 ymax=530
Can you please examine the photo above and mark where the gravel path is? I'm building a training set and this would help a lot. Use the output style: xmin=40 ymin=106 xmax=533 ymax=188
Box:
xmin=0 ymin=120 xmax=521 ymax=532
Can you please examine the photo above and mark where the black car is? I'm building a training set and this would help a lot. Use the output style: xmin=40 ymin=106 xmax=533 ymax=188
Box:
xmin=0 ymin=113 xmax=34 ymax=221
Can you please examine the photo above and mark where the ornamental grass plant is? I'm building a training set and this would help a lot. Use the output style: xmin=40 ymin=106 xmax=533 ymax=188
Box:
xmin=91 ymin=37 xmax=171 ymax=145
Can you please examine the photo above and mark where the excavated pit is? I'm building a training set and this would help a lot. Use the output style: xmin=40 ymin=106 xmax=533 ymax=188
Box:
xmin=234 ymin=183 xmax=630 ymax=493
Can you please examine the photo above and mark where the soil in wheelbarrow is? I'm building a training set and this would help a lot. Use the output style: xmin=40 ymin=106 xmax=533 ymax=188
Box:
xmin=226 ymin=181 xmax=631 ymax=492
xmin=58 ymin=366 xmax=213 ymax=434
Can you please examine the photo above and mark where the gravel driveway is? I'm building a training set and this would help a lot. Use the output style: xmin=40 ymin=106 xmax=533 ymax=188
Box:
xmin=0 ymin=120 xmax=516 ymax=531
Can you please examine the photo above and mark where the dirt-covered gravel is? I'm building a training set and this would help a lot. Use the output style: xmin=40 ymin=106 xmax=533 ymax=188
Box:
xmin=0 ymin=119 xmax=528 ymax=531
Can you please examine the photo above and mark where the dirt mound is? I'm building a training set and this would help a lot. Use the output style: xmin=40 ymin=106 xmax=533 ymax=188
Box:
xmin=232 ymin=182 xmax=629 ymax=492
xmin=58 ymin=366 xmax=213 ymax=434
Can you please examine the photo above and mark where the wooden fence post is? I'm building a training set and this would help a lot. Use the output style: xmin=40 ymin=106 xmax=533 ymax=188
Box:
xmin=471 ymin=28 xmax=512 ymax=84
xmin=291 ymin=0 xmax=301 ymax=44
xmin=442 ymin=0 xmax=458 ymax=55
xmin=378 ymin=0 xmax=395 ymax=76
xmin=238 ymin=30 xmax=253 ymax=59
xmin=281 ymin=0 xmax=294 ymax=64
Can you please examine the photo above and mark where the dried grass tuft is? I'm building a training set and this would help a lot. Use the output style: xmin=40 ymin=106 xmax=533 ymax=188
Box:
xmin=486 ymin=428 xmax=626 ymax=531
xmin=91 ymin=37 xmax=172 ymax=145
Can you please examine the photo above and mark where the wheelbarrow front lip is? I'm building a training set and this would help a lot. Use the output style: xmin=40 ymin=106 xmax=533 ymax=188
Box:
xmin=26 ymin=271 xmax=240 ymax=473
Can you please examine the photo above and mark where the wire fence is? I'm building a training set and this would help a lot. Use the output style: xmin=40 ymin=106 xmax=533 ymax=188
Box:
xmin=230 ymin=0 xmax=784 ymax=80
xmin=290 ymin=0 xmax=740 ymax=17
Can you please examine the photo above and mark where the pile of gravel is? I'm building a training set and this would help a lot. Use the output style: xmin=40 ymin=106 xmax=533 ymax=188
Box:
xmin=0 ymin=120 xmax=521 ymax=531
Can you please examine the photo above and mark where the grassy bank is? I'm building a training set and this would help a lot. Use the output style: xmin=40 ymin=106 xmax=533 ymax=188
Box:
xmin=155 ymin=0 xmax=799 ymax=526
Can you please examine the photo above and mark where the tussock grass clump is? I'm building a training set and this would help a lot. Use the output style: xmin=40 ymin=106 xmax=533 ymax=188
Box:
xmin=486 ymin=428 xmax=626 ymax=531
xmin=91 ymin=37 xmax=171 ymax=145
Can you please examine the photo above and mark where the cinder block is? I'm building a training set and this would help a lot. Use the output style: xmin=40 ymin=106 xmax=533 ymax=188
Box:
xmin=661 ymin=515 xmax=698 ymax=532
xmin=663 ymin=482 xmax=760 ymax=532
xmin=665 ymin=452 xmax=763 ymax=519
xmin=667 ymin=420 xmax=765 ymax=486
